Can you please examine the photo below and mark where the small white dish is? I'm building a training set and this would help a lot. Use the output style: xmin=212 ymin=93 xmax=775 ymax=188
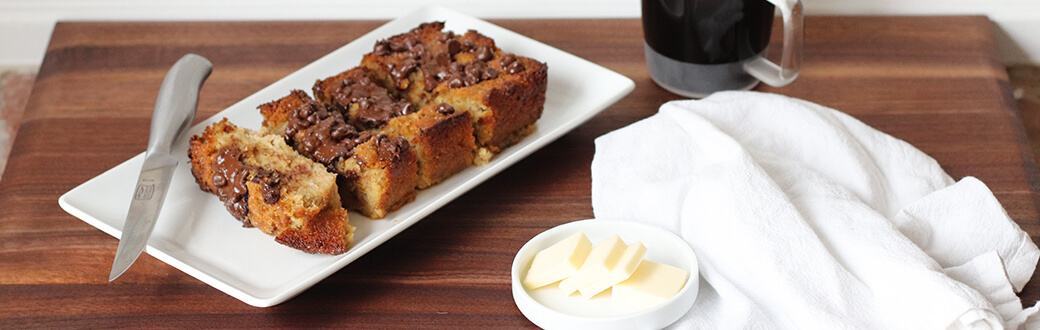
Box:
xmin=511 ymin=219 xmax=700 ymax=330
xmin=57 ymin=6 xmax=634 ymax=307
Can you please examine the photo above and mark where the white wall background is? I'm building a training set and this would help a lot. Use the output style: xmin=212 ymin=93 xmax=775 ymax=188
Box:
xmin=1 ymin=0 xmax=1038 ymax=66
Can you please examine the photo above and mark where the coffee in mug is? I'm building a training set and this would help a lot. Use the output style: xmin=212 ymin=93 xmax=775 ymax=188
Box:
xmin=642 ymin=0 xmax=803 ymax=98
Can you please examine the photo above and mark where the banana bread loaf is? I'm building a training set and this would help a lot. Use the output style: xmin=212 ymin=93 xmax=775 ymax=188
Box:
xmin=189 ymin=21 xmax=547 ymax=253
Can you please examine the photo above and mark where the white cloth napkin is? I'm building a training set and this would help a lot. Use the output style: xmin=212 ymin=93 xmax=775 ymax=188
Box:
xmin=590 ymin=91 xmax=1040 ymax=329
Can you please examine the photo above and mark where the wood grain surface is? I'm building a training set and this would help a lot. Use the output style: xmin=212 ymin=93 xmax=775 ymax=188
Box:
xmin=2 ymin=16 xmax=1039 ymax=327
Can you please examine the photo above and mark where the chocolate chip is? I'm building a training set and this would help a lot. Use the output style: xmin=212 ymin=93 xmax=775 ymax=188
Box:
xmin=409 ymin=43 xmax=425 ymax=57
xmin=424 ymin=74 xmax=439 ymax=92
xmin=404 ymin=36 xmax=419 ymax=50
xmin=373 ymin=41 xmax=390 ymax=56
xmin=262 ymin=188 xmax=280 ymax=204
xmin=435 ymin=103 xmax=455 ymax=115
xmin=447 ymin=77 xmax=464 ymax=88
xmin=390 ymin=39 xmax=409 ymax=52
xmin=507 ymin=60 xmax=525 ymax=74
xmin=449 ymin=62 xmax=464 ymax=72
xmin=447 ymin=39 xmax=462 ymax=56
xmin=360 ymin=116 xmax=384 ymax=129
xmin=397 ymin=103 xmax=416 ymax=117
xmin=465 ymin=63 xmax=482 ymax=77
xmin=500 ymin=54 xmax=516 ymax=66
xmin=296 ymin=103 xmax=314 ymax=119
xmin=463 ymin=74 xmax=480 ymax=86
xmin=483 ymin=68 xmax=498 ymax=80
xmin=476 ymin=46 xmax=494 ymax=62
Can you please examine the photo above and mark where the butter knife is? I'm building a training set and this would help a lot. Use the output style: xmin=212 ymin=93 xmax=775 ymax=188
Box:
xmin=109 ymin=54 xmax=212 ymax=282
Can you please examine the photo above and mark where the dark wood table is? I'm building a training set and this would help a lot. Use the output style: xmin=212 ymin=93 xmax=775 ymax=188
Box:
xmin=3 ymin=16 xmax=1039 ymax=327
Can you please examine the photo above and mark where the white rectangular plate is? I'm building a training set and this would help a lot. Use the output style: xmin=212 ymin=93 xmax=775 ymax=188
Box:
xmin=58 ymin=5 xmax=634 ymax=307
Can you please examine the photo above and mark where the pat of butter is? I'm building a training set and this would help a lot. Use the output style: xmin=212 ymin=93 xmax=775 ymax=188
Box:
xmin=558 ymin=235 xmax=627 ymax=294
xmin=523 ymin=231 xmax=593 ymax=290
xmin=611 ymin=260 xmax=688 ymax=311
xmin=578 ymin=241 xmax=647 ymax=299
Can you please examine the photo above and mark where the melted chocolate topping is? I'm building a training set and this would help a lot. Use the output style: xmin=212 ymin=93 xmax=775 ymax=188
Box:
xmin=372 ymin=26 xmax=521 ymax=93
xmin=328 ymin=70 xmax=414 ymax=130
xmin=210 ymin=147 xmax=283 ymax=226
xmin=286 ymin=99 xmax=369 ymax=166
xmin=373 ymin=134 xmax=410 ymax=163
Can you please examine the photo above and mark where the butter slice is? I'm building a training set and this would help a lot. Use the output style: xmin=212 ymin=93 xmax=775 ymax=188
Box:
xmin=523 ymin=231 xmax=593 ymax=290
xmin=578 ymin=241 xmax=647 ymax=299
xmin=558 ymin=235 xmax=627 ymax=294
xmin=611 ymin=260 xmax=688 ymax=311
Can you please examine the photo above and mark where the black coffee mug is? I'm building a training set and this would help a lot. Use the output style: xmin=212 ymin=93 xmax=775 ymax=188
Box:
xmin=642 ymin=0 xmax=803 ymax=98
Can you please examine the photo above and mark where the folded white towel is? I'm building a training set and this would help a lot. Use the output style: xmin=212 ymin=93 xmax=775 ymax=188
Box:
xmin=590 ymin=91 xmax=1040 ymax=329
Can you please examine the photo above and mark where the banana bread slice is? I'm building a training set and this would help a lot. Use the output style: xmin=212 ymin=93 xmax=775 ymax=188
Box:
xmin=360 ymin=21 xmax=548 ymax=158
xmin=313 ymin=67 xmax=476 ymax=188
xmin=381 ymin=103 xmax=474 ymax=188
xmin=259 ymin=90 xmax=418 ymax=219
xmin=188 ymin=119 xmax=354 ymax=254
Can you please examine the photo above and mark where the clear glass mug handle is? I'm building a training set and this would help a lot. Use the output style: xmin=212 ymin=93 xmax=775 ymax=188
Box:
xmin=744 ymin=0 xmax=803 ymax=87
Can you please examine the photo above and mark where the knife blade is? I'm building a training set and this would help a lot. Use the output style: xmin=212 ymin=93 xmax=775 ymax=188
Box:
xmin=109 ymin=54 xmax=212 ymax=282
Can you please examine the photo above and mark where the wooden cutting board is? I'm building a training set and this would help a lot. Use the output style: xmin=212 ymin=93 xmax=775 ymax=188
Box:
xmin=1 ymin=16 xmax=1038 ymax=327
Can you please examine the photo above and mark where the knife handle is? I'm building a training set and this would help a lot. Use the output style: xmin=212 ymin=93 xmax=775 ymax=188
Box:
xmin=147 ymin=54 xmax=212 ymax=156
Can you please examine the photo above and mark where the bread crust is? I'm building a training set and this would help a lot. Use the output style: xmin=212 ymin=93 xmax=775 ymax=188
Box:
xmin=390 ymin=109 xmax=475 ymax=188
